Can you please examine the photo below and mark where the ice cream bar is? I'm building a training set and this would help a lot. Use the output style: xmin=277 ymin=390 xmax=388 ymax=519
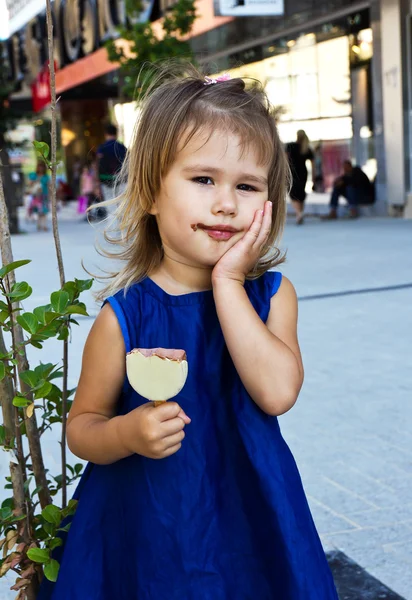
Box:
xmin=126 ymin=348 xmax=188 ymax=406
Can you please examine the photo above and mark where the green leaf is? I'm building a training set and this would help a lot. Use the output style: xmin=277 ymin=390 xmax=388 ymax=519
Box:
xmin=57 ymin=326 xmax=69 ymax=341
xmin=0 ymin=259 xmax=31 ymax=279
xmin=1 ymin=506 xmax=12 ymax=520
xmin=67 ymin=499 xmax=78 ymax=512
xmin=0 ymin=362 xmax=5 ymax=381
xmin=27 ymin=547 xmax=50 ymax=563
xmin=31 ymin=485 xmax=43 ymax=498
xmin=45 ymin=311 xmax=59 ymax=325
xmin=65 ymin=305 xmax=88 ymax=316
xmin=62 ymin=281 xmax=77 ymax=302
xmin=0 ymin=425 xmax=5 ymax=445
xmin=74 ymin=464 xmax=83 ymax=475
xmin=12 ymin=396 xmax=30 ymax=408
xmin=33 ymin=305 xmax=52 ymax=325
xmin=30 ymin=340 xmax=43 ymax=349
xmin=49 ymin=538 xmax=63 ymax=550
xmin=34 ymin=381 xmax=53 ymax=400
xmin=44 ymin=558 xmax=60 ymax=582
xmin=74 ymin=278 xmax=93 ymax=293
xmin=33 ymin=141 xmax=50 ymax=159
xmin=0 ymin=300 xmax=8 ymax=311
xmin=0 ymin=309 xmax=9 ymax=323
xmin=43 ymin=522 xmax=54 ymax=536
xmin=50 ymin=291 xmax=70 ymax=313
xmin=46 ymin=384 xmax=62 ymax=402
xmin=8 ymin=281 xmax=32 ymax=301
xmin=1 ymin=497 xmax=13 ymax=509
xmin=57 ymin=523 xmax=71 ymax=533
xmin=20 ymin=370 xmax=40 ymax=388
xmin=48 ymin=370 xmax=63 ymax=381
xmin=42 ymin=505 xmax=61 ymax=526
xmin=17 ymin=312 xmax=39 ymax=335
xmin=35 ymin=363 xmax=56 ymax=380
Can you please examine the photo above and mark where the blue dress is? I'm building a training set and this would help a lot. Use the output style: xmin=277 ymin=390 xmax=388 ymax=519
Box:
xmin=39 ymin=272 xmax=338 ymax=600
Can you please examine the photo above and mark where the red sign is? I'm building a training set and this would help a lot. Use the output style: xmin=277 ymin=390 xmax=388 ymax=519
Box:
xmin=31 ymin=63 xmax=52 ymax=113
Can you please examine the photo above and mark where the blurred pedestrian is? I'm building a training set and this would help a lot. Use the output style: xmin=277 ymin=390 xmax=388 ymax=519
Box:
xmin=286 ymin=130 xmax=315 ymax=225
xmin=96 ymin=124 xmax=127 ymax=209
xmin=28 ymin=161 xmax=50 ymax=231
xmin=312 ymin=144 xmax=325 ymax=193
xmin=72 ymin=155 xmax=82 ymax=200
xmin=322 ymin=160 xmax=374 ymax=220
xmin=78 ymin=161 xmax=96 ymax=214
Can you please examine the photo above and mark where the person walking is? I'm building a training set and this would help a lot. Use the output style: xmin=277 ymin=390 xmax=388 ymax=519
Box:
xmin=27 ymin=161 xmax=50 ymax=231
xmin=38 ymin=65 xmax=338 ymax=600
xmin=96 ymin=123 xmax=127 ymax=208
xmin=72 ymin=155 xmax=82 ymax=200
xmin=323 ymin=160 xmax=374 ymax=219
xmin=286 ymin=129 xmax=315 ymax=225
xmin=78 ymin=161 xmax=97 ymax=216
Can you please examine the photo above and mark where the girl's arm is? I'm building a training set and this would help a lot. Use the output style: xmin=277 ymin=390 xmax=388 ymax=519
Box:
xmin=67 ymin=304 xmax=131 ymax=464
xmin=213 ymin=277 xmax=303 ymax=416
xmin=212 ymin=201 xmax=303 ymax=416
xmin=67 ymin=304 xmax=190 ymax=465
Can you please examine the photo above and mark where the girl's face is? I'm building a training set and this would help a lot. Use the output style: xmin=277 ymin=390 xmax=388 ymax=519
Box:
xmin=150 ymin=129 xmax=270 ymax=269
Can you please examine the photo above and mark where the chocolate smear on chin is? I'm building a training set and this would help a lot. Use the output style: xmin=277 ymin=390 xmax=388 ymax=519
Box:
xmin=191 ymin=224 xmax=198 ymax=232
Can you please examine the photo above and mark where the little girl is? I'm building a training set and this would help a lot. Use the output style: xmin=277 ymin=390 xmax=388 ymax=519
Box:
xmin=39 ymin=66 xmax=338 ymax=599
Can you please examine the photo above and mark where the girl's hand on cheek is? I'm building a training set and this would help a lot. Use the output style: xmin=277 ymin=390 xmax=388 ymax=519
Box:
xmin=212 ymin=201 xmax=272 ymax=285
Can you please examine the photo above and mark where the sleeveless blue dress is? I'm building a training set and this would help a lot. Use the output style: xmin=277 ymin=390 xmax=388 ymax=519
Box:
xmin=39 ymin=272 xmax=338 ymax=600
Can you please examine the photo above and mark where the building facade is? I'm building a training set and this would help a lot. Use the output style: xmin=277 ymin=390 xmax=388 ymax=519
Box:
xmin=3 ymin=0 xmax=412 ymax=214
xmin=189 ymin=0 xmax=412 ymax=214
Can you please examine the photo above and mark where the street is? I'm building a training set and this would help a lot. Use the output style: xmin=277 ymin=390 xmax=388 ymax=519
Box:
xmin=1 ymin=205 xmax=411 ymax=598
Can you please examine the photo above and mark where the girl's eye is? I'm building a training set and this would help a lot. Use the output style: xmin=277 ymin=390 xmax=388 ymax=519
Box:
xmin=237 ymin=183 xmax=258 ymax=192
xmin=193 ymin=176 xmax=213 ymax=185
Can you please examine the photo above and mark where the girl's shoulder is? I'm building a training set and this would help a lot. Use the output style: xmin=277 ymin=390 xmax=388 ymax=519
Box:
xmin=106 ymin=280 xmax=144 ymax=309
xmin=244 ymin=271 xmax=283 ymax=322
xmin=103 ymin=281 xmax=147 ymax=354
xmin=246 ymin=271 xmax=283 ymax=299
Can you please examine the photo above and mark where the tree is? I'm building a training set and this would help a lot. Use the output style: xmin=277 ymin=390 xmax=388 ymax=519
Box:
xmin=0 ymin=3 xmax=93 ymax=597
xmin=0 ymin=43 xmax=27 ymax=234
xmin=106 ymin=0 xmax=197 ymax=99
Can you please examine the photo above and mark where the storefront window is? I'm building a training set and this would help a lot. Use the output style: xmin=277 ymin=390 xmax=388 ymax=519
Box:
xmin=221 ymin=32 xmax=353 ymax=143
xmin=317 ymin=37 xmax=351 ymax=118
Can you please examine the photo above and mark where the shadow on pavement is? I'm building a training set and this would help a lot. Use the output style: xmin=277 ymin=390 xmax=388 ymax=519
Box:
xmin=327 ymin=551 xmax=406 ymax=600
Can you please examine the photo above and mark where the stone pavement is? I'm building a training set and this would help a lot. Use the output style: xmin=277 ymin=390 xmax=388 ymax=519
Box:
xmin=0 ymin=204 xmax=411 ymax=598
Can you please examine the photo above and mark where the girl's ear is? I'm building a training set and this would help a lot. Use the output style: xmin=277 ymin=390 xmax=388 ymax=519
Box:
xmin=147 ymin=201 xmax=159 ymax=215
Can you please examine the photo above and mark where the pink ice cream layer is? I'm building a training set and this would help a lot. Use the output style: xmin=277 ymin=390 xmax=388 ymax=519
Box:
xmin=127 ymin=348 xmax=187 ymax=362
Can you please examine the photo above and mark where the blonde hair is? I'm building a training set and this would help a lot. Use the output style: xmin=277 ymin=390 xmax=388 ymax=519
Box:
xmin=95 ymin=63 xmax=289 ymax=301
xmin=297 ymin=129 xmax=310 ymax=155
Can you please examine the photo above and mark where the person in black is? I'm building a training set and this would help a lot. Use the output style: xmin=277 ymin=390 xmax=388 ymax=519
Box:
xmin=95 ymin=124 xmax=127 ymax=218
xmin=286 ymin=130 xmax=315 ymax=225
xmin=323 ymin=160 xmax=374 ymax=220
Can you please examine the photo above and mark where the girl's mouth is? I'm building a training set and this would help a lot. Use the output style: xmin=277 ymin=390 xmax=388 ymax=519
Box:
xmin=191 ymin=223 xmax=240 ymax=241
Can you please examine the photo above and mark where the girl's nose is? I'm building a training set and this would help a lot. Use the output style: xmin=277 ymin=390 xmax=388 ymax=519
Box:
xmin=211 ymin=188 xmax=238 ymax=216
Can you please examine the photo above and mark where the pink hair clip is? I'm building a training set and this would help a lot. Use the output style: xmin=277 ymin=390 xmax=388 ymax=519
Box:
xmin=204 ymin=73 xmax=231 ymax=85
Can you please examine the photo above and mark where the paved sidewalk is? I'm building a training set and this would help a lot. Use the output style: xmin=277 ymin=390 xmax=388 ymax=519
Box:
xmin=280 ymin=215 xmax=412 ymax=599
xmin=0 ymin=205 xmax=411 ymax=598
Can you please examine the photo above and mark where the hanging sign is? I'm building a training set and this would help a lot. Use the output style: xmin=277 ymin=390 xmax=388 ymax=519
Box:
xmin=215 ymin=0 xmax=284 ymax=16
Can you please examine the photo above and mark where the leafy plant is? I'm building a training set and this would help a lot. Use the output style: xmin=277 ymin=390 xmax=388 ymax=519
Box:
xmin=0 ymin=259 xmax=93 ymax=596
xmin=0 ymin=2 xmax=93 ymax=596
xmin=106 ymin=0 xmax=197 ymax=98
